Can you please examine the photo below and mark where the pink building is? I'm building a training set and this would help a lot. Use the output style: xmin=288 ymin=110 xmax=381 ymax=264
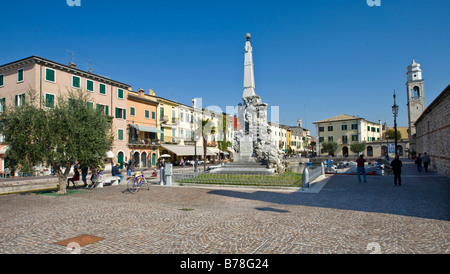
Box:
xmin=0 ymin=56 xmax=131 ymax=173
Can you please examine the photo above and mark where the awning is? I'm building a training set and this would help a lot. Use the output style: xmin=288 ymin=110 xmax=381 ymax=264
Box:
xmin=161 ymin=144 xmax=216 ymax=156
xmin=129 ymin=124 xmax=162 ymax=134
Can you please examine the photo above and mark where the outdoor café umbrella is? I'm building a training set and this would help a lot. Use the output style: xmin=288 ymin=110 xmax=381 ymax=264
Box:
xmin=160 ymin=154 xmax=171 ymax=158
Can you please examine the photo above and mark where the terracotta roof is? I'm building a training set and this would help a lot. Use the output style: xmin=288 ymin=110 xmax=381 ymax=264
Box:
xmin=313 ymin=114 xmax=361 ymax=124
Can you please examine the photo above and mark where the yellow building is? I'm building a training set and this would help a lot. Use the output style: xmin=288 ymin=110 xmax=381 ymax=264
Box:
xmin=314 ymin=114 xmax=383 ymax=157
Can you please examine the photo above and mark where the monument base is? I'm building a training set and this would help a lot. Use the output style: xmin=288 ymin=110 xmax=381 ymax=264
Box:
xmin=209 ymin=161 xmax=275 ymax=175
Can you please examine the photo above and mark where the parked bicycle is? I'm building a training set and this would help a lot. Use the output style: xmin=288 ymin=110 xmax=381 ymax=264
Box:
xmin=127 ymin=170 xmax=149 ymax=193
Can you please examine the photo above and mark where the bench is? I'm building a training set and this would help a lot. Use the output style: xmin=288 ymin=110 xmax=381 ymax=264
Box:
xmin=94 ymin=176 xmax=122 ymax=188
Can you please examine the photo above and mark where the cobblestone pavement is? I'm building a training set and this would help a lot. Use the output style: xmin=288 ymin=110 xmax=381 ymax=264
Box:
xmin=0 ymin=159 xmax=448 ymax=254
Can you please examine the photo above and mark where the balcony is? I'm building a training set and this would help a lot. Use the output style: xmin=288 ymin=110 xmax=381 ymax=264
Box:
xmin=163 ymin=136 xmax=181 ymax=144
xmin=128 ymin=138 xmax=160 ymax=147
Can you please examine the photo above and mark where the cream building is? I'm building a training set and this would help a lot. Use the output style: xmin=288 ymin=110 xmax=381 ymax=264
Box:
xmin=314 ymin=114 xmax=383 ymax=157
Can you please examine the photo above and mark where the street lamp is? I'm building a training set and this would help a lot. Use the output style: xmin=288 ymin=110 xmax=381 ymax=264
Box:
xmin=392 ymin=91 xmax=399 ymax=157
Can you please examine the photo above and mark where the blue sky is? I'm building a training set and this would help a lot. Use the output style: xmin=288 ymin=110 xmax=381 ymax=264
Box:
xmin=1 ymin=0 xmax=449 ymax=136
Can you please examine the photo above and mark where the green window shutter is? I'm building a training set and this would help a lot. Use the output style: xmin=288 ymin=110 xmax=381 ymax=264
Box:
xmin=18 ymin=69 xmax=24 ymax=82
xmin=72 ymin=76 xmax=80 ymax=88
xmin=87 ymin=80 xmax=94 ymax=91
xmin=45 ymin=68 xmax=55 ymax=82
xmin=99 ymin=83 xmax=106 ymax=94
xmin=123 ymin=109 xmax=126 ymax=119
xmin=115 ymin=107 xmax=119 ymax=118
xmin=0 ymin=75 xmax=3 ymax=86
xmin=145 ymin=110 xmax=149 ymax=118
xmin=105 ymin=105 xmax=109 ymax=116
xmin=160 ymin=107 xmax=164 ymax=117
xmin=118 ymin=88 xmax=123 ymax=99
xmin=86 ymin=102 xmax=93 ymax=108
xmin=130 ymin=107 xmax=135 ymax=116
xmin=118 ymin=129 xmax=123 ymax=141
xmin=96 ymin=104 xmax=101 ymax=112
xmin=45 ymin=94 xmax=54 ymax=108
xmin=152 ymin=111 xmax=156 ymax=119
xmin=0 ymin=98 xmax=5 ymax=112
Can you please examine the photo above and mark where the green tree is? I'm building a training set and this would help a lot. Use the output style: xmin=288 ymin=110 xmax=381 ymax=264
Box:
xmin=321 ymin=141 xmax=338 ymax=157
xmin=385 ymin=129 xmax=402 ymax=140
xmin=350 ymin=141 xmax=367 ymax=155
xmin=217 ymin=114 xmax=231 ymax=161
xmin=1 ymin=89 xmax=112 ymax=194
xmin=201 ymin=118 xmax=216 ymax=171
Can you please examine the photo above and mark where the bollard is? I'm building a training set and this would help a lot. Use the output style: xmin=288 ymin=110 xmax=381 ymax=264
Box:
xmin=165 ymin=163 xmax=173 ymax=186
xmin=303 ymin=167 xmax=309 ymax=188
xmin=160 ymin=167 xmax=165 ymax=185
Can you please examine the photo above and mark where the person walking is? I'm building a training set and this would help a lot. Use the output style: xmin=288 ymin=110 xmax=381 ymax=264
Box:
xmin=356 ymin=154 xmax=367 ymax=183
xmin=391 ymin=154 xmax=403 ymax=186
xmin=422 ymin=152 xmax=431 ymax=172
xmin=415 ymin=154 xmax=422 ymax=172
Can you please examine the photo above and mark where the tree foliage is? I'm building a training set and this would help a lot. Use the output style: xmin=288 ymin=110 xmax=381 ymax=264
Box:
xmin=385 ymin=129 xmax=402 ymax=140
xmin=1 ymin=89 xmax=112 ymax=194
xmin=350 ymin=142 xmax=367 ymax=155
xmin=321 ymin=141 xmax=338 ymax=156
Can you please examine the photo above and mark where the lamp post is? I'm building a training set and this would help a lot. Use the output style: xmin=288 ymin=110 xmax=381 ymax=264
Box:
xmin=392 ymin=91 xmax=399 ymax=157
xmin=191 ymin=110 xmax=198 ymax=173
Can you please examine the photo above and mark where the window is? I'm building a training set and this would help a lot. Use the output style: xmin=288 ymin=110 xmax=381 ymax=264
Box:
xmin=160 ymin=107 xmax=164 ymax=118
xmin=371 ymin=127 xmax=376 ymax=132
xmin=117 ymin=88 xmax=124 ymax=99
xmin=45 ymin=68 xmax=55 ymax=82
xmin=319 ymin=126 xmax=324 ymax=132
xmin=351 ymin=124 xmax=358 ymax=130
xmin=367 ymin=126 xmax=371 ymax=131
xmin=0 ymin=98 xmax=5 ymax=112
xmin=118 ymin=129 xmax=124 ymax=141
xmin=352 ymin=135 xmax=358 ymax=141
xmin=72 ymin=76 xmax=80 ymax=88
xmin=115 ymin=107 xmax=126 ymax=119
xmin=86 ymin=79 xmax=94 ymax=92
xmin=319 ymin=137 xmax=324 ymax=142
xmin=377 ymin=128 xmax=380 ymax=133
xmin=151 ymin=111 xmax=156 ymax=119
xmin=0 ymin=74 xmax=3 ymax=87
xmin=96 ymin=104 xmax=109 ymax=116
xmin=45 ymin=93 xmax=55 ymax=108
xmin=130 ymin=107 xmax=135 ymax=116
xmin=328 ymin=136 xmax=334 ymax=142
xmin=342 ymin=135 xmax=348 ymax=144
xmin=328 ymin=125 xmax=333 ymax=131
xmin=99 ymin=83 xmax=106 ymax=95
xmin=342 ymin=124 xmax=347 ymax=130
xmin=15 ymin=93 xmax=25 ymax=106
xmin=87 ymin=101 xmax=94 ymax=108
xmin=145 ymin=110 xmax=150 ymax=119
xmin=17 ymin=69 xmax=24 ymax=82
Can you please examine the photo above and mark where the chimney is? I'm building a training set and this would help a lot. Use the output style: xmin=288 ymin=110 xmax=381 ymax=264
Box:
xmin=69 ymin=62 xmax=77 ymax=69
xmin=192 ymin=98 xmax=196 ymax=108
xmin=138 ymin=88 xmax=145 ymax=98
xmin=149 ymin=89 xmax=155 ymax=96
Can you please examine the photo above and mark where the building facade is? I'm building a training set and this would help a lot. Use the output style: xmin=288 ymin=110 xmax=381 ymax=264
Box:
xmin=0 ymin=56 xmax=131 ymax=172
xmin=314 ymin=114 xmax=383 ymax=157
xmin=127 ymin=88 xmax=161 ymax=168
xmin=414 ymin=85 xmax=450 ymax=176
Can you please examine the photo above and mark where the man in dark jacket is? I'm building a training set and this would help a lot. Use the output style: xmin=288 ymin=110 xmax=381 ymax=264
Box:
xmin=390 ymin=154 xmax=402 ymax=186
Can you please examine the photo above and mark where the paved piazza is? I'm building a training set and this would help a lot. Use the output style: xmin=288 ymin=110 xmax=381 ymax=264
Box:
xmin=0 ymin=161 xmax=449 ymax=254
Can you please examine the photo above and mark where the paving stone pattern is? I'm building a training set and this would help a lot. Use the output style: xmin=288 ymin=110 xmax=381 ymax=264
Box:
xmin=0 ymin=160 xmax=448 ymax=254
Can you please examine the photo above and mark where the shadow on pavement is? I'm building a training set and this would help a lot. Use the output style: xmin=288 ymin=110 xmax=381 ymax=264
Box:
xmin=208 ymin=160 xmax=450 ymax=221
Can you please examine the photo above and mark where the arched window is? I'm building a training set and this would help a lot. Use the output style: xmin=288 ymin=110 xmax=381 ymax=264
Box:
xmin=413 ymin=86 xmax=420 ymax=98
